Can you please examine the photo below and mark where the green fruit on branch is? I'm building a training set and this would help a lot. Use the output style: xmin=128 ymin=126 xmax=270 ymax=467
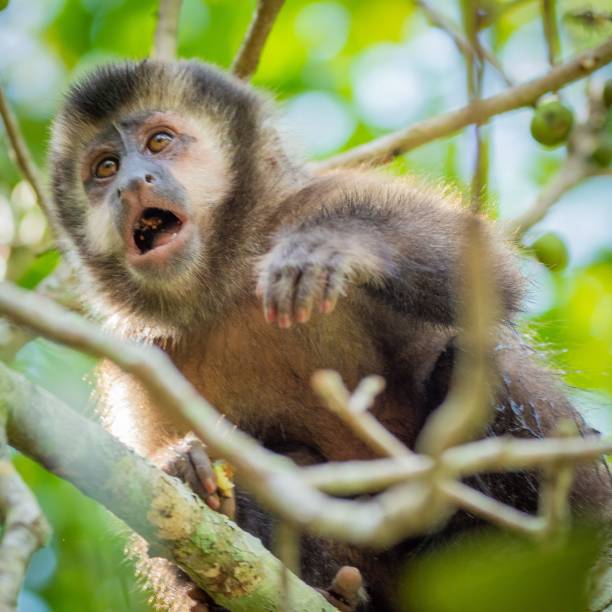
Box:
xmin=590 ymin=137 xmax=612 ymax=167
xmin=531 ymin=232 xmax=569 ymax=271
xmin=530 ymin=100 xmax=574 ymax=147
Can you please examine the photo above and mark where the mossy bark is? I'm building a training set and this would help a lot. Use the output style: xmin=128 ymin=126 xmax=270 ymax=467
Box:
xmin=0 ymin=363 xmax=335 ymax=611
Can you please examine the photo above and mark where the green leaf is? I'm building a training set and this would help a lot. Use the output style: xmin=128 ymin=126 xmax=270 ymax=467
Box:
xmin=16 ymin=249 xmax=61 ymax=289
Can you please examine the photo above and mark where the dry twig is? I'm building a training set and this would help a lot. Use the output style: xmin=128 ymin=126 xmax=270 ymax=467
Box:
xmin=312 ymin=371 xmax=412 ymax=459
xmin=231 ymin=0 xmax=285 ymax=80
xmin=152 ymin=0 xmax=183 ymax=61
xmin=0 ymin=88 xmax=51 ymax=216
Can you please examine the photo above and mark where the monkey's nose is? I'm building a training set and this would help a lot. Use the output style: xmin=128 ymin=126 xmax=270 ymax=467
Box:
xmin=117 ymin=174 xmax=155 ymax=199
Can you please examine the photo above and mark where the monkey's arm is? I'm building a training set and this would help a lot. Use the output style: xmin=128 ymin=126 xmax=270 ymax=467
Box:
xmin=257 ymin=179 xmax=523 ymax=327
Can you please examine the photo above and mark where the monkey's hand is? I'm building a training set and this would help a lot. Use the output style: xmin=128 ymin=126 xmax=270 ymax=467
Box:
xmin=163 ymin=434 xmax=236 ymax=519
xmin=256 ymin=233 xmax=358 ymax=328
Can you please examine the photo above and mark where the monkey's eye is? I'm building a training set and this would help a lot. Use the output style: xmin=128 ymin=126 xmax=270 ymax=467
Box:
xmin=147 ymin=131 xmax=174 ymax=153
xmin=94 ymin=156 xmax=119 ymax=179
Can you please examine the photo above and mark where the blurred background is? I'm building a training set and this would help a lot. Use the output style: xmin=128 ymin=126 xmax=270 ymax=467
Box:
xmin=0 ymin=1 xmax=610 ymax=610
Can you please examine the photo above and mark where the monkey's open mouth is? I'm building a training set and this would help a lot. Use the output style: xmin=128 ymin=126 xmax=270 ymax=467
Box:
xmin=133 ymin=208 xmax=183 ymax=255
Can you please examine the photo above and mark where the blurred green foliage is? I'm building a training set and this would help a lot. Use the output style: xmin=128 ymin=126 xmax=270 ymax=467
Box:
xmin=0 ymin=1 xmax=610 ymax=611
xmin=400 ymin=528 xmax=603 ymax=612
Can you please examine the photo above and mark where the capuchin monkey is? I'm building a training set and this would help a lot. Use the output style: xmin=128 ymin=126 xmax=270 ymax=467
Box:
xmin=47 ymin=60 xmax=610 ymax=611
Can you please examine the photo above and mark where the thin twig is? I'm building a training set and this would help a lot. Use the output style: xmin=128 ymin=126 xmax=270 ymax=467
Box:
xmin=231 ymin=0 xmax=285 ymax=80
xmin=152 ymin=0 xmax=183 ymax=61
xmin=462 ymin=0 xmax=488 ymax=211
xmin=441 ymin=480 xmax=545 ymax=535
xmin=537 ymin=421 xmax=577 ymax=539
xmin=312 ymin=371 xmax=412 ymax=459
xmin=316 ymin=37 xmax=612 ymax=169
xmin=302 ymin=434 xmax=612 ymax=495
xmin=416 ymin=218 xmax=498 ymax=455
xmin=274 ymin=521 xmax=300 ymax=612
xmin=503 ymin=156 xmax=590 ymax=238
xmin=541 ymin=0 xmax=561 ymax=68
xmin=417 ymin=0 xmax=513 ymax=87
xmin=0 ymin=88 xmax=51 ymax=216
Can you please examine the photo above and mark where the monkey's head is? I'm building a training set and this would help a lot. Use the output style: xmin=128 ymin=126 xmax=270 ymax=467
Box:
xmin=49 ymin=60 xmax=290 ymax=331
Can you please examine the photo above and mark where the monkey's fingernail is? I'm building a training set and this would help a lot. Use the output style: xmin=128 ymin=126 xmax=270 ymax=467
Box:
xmin=264 ymin=308 xmax=276 ymax=324
xmin=296 ymin=307 xmax=310 ymax=323
xmin=204 ymin=477 xmax=217 ymax=494
xmin=321 ymin=300 xmax=334 ymax=314
xmin=206 ymin=494 xmax=220 ymax=510
xmin=278 ymin=314 xmax=292 ymax=328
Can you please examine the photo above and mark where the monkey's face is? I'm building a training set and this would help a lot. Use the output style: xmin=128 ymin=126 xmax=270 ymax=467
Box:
xmin=49 ymin=60 xmax=265 ymax=325
xmin=79 ymin=110 xmax=230 ymax=281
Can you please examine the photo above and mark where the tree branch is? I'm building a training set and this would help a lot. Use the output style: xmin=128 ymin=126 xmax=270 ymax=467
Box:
xmin=231 ymin=0 xmax=285 ymax=80
xmin=0 ymin=420 xmax=50 ymax=611
xmin=0 ymin=362 xmax=335 ymax=612
xmin=0 ymin=281 xmax=609 ymax=548
xmin=317 ymin=37 xmax=612 ymax=169
xmin=152 ymin=0 xmax=183 ymax=61
xmin=0 ymin=88 xmax=51 ymax=217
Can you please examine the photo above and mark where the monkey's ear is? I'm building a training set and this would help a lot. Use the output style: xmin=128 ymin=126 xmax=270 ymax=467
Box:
xmin=422 ymin=337 xmax=457 ymax=417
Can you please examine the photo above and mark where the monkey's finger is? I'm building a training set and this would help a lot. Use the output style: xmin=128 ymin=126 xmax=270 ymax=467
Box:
xmin=294 ymin=263 xmax=323 ymax=324
xmin=259 ymin=274 xmax=277 ymax=324
xmin=274 ymin=267 xmax=300 ymax=328
xmin=187 ymin=440 xmax=217 ymax=498
xmin=320 ymin=260 xmax=348 ymax=315
xmin=218 ymin=495 xmax=236 ymax=520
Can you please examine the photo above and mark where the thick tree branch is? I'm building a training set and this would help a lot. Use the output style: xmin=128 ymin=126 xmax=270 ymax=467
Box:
xmin=317 ymin=38 xmax=612 ymax=169
xmin=231 ymin=0 xmax=285 ymax=80
xmin=0 ymin=88 xmax=51 ymax=216
xmin=152 ymin=0 xmax=183 ymax=61
xmin=0 ymin=362 xmax=335 ymax=612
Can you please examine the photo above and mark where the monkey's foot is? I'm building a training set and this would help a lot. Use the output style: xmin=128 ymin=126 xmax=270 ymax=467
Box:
xmin=163 ymin=434 xmax=235 ymax=519
xmin=256 ymin=237 xmax=350 ymax=328
xmin=319 ymin=566 xmax=366 ymax=612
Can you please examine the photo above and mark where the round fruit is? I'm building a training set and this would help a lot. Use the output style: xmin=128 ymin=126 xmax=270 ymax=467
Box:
xmin=604 ymin=79 xmax=612 ymax=109
xmin=0 ymin=0 xmax=8 ymax=9
xmin=590 ymin=137 xmax=612 ymax=167
xmin=531 ymin=232 xmax=569 ymax=271
xmin=530 ymin=100 xmax=574 ymax=147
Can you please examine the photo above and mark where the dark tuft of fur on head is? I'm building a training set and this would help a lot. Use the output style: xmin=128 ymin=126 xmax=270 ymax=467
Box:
xmin=65 ymin=62 xmax=144 ymax=123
